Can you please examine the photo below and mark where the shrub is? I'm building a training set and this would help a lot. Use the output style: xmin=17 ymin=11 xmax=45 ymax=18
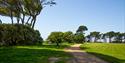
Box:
xmin=0 ymin=24 xmax=43 ymax=46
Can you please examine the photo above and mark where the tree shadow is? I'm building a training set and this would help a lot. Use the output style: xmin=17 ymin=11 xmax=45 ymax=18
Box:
xmin=41 ymin=44 xmax=70 ymax=49
xmin=87 ymin=52 xmax=125 ymax=63
xmin=80 ymin=46 xmax=90 ymax=50
xmin=0 ymin=46 xmax=72 ymax=63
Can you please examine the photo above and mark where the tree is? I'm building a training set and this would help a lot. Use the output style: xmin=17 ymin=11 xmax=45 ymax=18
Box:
xmin=0 ymin=0 xmax=23 ymax=24
xmin=90 ymin=31 xmax=100 ymax=42
xmin=85 ymin=35 xmax=91 ymax=42
xmin=76 ymin=25 xmax=88 ymax=34
xmin=74 ymin=25 xmax=88 ymax=43
xmin=122 ymin=33 xmax=125 ymax=42
xmin=47 ymin=32 xmax=63 ymax=46
xmin=114 ymin=32 xmax=124 ymax=43
xmin=101 ymin=33 xmax=107 ymax=42
xmin=63 ymin=31 xmax=74 ymax=43
xmin=74 ymin=33 xmax=85 ymax=43
xmin=0 ymin=0 xmax=56 ymax=28
xmin=106 ymin=31 xmax=115 ymax=43
xmin=0 ymin=24 xmax=43 ymax=46
xmin=0 ymin=19 xmax=2 ymax=24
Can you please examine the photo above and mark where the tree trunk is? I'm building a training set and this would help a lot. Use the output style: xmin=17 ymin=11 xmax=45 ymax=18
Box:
xmin=94 ymin=37 xmax=97 ymax=42
xmin=0 ymin=19 xmax=2 ymax=24
xmin=30 ymin=18 xmax=34 ymax=27
xmin=109 ymin=38 xmax=111 ymax=43
xmin=22 ymin=14 xmax=25 ymax=25
xmin=10 ymin=11 xmax=14 ymax=25
xmin=17 ymin=17 xmax=20 ymax=24
xmin=56 ymin=42 xmax=59 ymax=47
xmin=26 ymin=16 xmax=31 ymax=24
xmin=104 ymin=38 xmax=107 ymax=43
xmin=32 ymin=16 xmax=36 ymax=29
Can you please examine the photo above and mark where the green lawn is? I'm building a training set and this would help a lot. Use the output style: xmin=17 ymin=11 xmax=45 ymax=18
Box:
xmin=80 ymin=43 xmax=125 ymax=63
xmin=0 ymin=43 xmax=72 ymax=63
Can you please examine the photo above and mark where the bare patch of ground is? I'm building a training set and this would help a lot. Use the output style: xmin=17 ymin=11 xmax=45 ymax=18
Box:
xmin=64 ymin=44 xmax=108 ymax=63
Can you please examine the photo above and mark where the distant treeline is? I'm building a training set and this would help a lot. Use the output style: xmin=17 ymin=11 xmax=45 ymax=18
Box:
xmin=47 ymin=25 xmax=125 ymax=46
xmin=86 ymin=31 xmax=125 ymax=43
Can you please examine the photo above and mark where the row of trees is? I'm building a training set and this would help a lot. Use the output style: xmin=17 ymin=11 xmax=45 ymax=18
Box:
xmin=86 ymin=31 xmax=125 ymax=43
xmin=47 ymin=25 xmax=88 ymax=46
xmin=47 ymin=25 xmax=125 ymax=46
xmin=0 ymin=0 xmax=55 ymax=28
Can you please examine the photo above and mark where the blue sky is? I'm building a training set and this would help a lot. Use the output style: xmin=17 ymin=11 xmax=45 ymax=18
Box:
xmin=0 ymin=0 xmax=125 ymax=39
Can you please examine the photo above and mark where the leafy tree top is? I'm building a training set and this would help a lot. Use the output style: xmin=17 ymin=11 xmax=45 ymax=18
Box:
xmin=76 ymin=25 xmax=88 ymax=34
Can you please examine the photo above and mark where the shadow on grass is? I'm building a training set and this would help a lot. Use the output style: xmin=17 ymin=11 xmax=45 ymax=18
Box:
xmin=0 ymin=47 xmax=72 ymax=63
xmin=80 ymin=46 xmax=90 ymax=50
xmin=87 ymin=52 xmax=125 ymax=63
xmin=41 ymin=44 xmax=70 ymax=49
xmin=22 ymin=43 xmax=71 ymax=49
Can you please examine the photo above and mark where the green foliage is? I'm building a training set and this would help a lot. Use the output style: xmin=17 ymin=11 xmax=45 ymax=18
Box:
xmin=0 ymin=44 xmax=72 ymax=63
xmin=113 ymin=32 xmax=125 ymax=43
xmin=76 ymin=25 xmax=88 ymax=34
xmin=81 ymin=43 xmax=125 ymax=63
xmin=106 ymin=31 xmax=115 ymax=42
xmin=74 ymin=33 xmax=85 ymax=43
xmin=47 ymin=32 xmax=63 ymax=46
xmin=86 ymin=35 xmax=91 ymax=42
xmin=0 ymin=24 xmax=43 ymax=46
xmin=0 ymin=0 xmax=56 ymax=28
xmin=47 ymin=31 xmax=86 ymax=45
xmin=90 ymin=31 xmax=100 ymax=42
xmin=63 ymin=31 xmax=74 ymax=43
xmin=74 ymin=25 xmax=87 ymax=43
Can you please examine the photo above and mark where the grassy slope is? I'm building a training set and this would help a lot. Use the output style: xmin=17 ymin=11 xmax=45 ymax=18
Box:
xmin=0 ymin=43 xmax=72 ymax=63
xmin=80 ymin=43 xmax=125 ymax=63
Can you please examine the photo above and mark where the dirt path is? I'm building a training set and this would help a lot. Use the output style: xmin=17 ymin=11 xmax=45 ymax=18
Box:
xmin=64 ymin=44 xmax=108 ymax=63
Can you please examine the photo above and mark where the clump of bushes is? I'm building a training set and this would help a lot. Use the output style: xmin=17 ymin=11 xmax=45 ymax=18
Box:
xmin=0 ymin=24 xmax=43 ymax=46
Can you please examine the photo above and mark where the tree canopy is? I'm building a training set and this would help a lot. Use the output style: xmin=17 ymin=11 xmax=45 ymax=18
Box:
xmin=0 ymin=0 xmax=56 ymax=28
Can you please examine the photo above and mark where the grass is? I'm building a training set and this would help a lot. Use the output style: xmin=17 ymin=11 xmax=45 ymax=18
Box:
xmin=0 ymin=43 xmax=72 ymax=63
xmin=80 ymin=43 xmax=125 ymax=63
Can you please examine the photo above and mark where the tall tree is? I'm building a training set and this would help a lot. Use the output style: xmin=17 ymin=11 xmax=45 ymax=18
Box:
xmin=122 ymin=33 xmax=125 ymax=42
xmin=86 ymin=35 xmax=91 ymax=42
xmin=75 ymin=25 xmax=88 ymax=43
xmin=106 ymin=31 xmax=115 ymax=43
xmin=0 ymin=0 xmax=56 ymax=28
xmin=90 ymin=31 xmax=100 ymax=42
xmin=114 ymin=32 xmax=124 ymax=43
xmin=76 ymin=25 xmax=88 ymax=34
xmin=101 ymin=33 xmax=107 ymax=42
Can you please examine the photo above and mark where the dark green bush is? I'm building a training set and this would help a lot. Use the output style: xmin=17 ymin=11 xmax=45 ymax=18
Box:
xmin=0 ymin=24 xmax=43 ymax=46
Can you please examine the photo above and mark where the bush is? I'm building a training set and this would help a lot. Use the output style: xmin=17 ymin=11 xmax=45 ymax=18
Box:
xmin=0 ymin=24 xmax=43 ymax=46
xmin=47 ymin=32 xmax=63 ymax=46
xmin=74 ymin=33 xmax=85 ymax=43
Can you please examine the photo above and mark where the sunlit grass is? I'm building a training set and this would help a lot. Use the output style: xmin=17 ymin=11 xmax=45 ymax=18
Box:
xmin=80 ymin=43 xmax=125 ymax=63
xmin=0 ymin=43 xmax=72 ymax=63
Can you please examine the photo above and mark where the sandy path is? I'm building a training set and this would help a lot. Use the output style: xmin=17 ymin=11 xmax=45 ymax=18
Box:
xmin=64 ymin=44 xmax=108 ymax=63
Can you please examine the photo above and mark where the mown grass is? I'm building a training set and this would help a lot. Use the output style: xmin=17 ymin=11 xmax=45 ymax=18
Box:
xmin=80 ymin=43 xmax=125 ymax=63
xmin=0 ymin=43 xmax=72 ymax=63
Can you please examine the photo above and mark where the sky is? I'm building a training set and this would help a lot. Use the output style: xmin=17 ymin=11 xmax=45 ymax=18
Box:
xmin=0 ymin=0 xmax=125 ymax=39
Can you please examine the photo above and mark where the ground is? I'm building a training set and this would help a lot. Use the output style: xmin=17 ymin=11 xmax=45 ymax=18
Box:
xmin=80 ymin=43 xmax=125 ymax=63
xmin=0 ymin=43 xmax=125 ymax=63
xmin=64 ymin=44 xmax=108 ymax=63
